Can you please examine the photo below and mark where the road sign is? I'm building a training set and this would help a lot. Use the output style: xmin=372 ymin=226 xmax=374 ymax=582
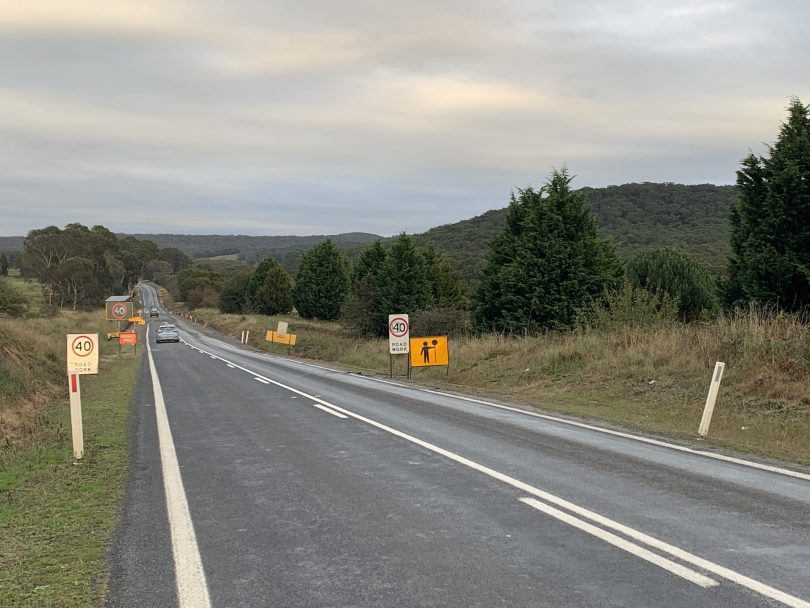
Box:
xmin=277 ymin=321 xmax=289 ymax=335
xmin=106 ymin=301 xmax=133 ymax=321
xmin=409 ymin=336 xmax=449 ymax=368
xmin=129 ymin=316 xmax=146 ymax=325
xmin=265 ymin=330 xmax=297 ymax=345
xmin=66 ymin=333 xmax=99 ymax=375
xmin=388 ymin=314 xmax=410 ymax=354
xmin=119 ymin=332 xmax=137 ymax=346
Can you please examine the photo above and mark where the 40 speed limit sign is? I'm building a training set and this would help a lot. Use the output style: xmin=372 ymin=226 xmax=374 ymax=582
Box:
xmin=66 ymin=333 xmax=99 ymax=375
xmin=388 ymin=314 xmax=410 ymax=354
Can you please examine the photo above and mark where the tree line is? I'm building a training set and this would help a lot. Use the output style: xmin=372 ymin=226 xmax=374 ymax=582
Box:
xmin=7 ymin=98 xmax=807 ymax=331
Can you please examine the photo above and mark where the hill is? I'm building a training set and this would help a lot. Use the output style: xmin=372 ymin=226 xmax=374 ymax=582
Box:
xmin=415 ymin=182 xmax=736 ymax=283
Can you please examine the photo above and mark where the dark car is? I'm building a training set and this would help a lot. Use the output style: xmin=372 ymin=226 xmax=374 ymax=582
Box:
xmin=156 ymin=325 xmax=179 ymax=343
xmin=149 ymin=307 xmax=159 ymax=317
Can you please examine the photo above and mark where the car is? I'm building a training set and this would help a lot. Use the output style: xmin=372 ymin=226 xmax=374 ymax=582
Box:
xmin=155 ymin=325 xmax=179 ymax=343
xmin=149 ymin=307 xmax=159 ymax=317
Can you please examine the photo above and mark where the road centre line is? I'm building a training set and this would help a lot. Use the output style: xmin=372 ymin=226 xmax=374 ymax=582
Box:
xmin=518 ymin=497 xmax=716 ymax=588
xmin=364 ymin=377 xmax=810 ymax=483
xmin=177 ymin=325 xmax=810 ymax=483
xmin=146 ymin=327 xmax=211 ymax=608
xmin=177 ymin=337 xmax=809 ymax=608
xmin=254 ymin=377 xmax=271 ymax=384
xmin=310 ymin=402 xmax=349 ymax=419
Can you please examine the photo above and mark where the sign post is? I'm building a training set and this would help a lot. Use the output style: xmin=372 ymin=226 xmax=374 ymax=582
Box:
xmin=388 ymin=314 xmax=410 ymax=377
xmin=66 ymin=334 xmax=99 ymax=460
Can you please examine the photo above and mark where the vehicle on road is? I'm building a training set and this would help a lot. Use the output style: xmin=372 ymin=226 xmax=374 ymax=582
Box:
xmin=155 ymin=325 xmax=179 ymax=343
xmin=149 ymin=307 xmax=159 ymax=317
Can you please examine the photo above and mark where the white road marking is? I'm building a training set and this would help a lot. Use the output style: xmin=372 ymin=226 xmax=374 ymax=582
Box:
xmin=366 ymin=378 xmax=810 ymax=482
xmin=178 ymin=336 xmax=810 ymax=607
xmin=226 ymin=364 xmax=235 ymax=368
xmin=146 ymin=327 xmax=211 ymax=608
xmin=210 ymin=355 xmax=217 ymax=359
xmin=310 ymin=402 xmax=348 ymax=419
xmin=519 ymin=497 xmax=716 ymax=588
xmin=254 ymin=377 xmax=271 ymax=384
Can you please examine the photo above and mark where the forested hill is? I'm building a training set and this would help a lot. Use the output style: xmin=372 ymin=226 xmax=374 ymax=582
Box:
xmin=415 ymin=182 xmax=737 ymax=283
xmin=3 ymin=183 xmax=737 ymax=281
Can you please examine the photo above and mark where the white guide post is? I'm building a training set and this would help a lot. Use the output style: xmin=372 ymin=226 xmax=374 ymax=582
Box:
xmin=69 ymin=373 xmax=84 ymax=459
xmin=245 ymin=330 xmax=250 ymax=343
xmin=698 ymin=362 xmax=725 ymax=437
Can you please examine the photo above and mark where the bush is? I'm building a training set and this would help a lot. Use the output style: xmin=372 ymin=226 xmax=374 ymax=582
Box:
xmin=576 ymin=281 xmax=679 ymax=331
xmin=411 ymin=307 xmax=470 ymax=338
xmin=0 ymin=279 xmax=27 ymax=317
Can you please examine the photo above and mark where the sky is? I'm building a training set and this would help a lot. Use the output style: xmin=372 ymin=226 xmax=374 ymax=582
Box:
xmin=1 ymin=0 xmax=808 ymax=237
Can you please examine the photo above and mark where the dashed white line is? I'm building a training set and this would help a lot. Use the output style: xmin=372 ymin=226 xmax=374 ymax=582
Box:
xmin=254 ymin=377 xmax=271 ymax=384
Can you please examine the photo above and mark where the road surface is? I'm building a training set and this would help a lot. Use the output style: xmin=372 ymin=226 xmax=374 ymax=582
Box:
xmin=106 ymin=283 xmax=810 ymax=607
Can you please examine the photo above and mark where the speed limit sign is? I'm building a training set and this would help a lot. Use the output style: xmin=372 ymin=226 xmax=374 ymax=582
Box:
xmin=66 ymin=333 xmax=99 ymax=375
xmin=388 ymin=314 xmax=410 ymax=354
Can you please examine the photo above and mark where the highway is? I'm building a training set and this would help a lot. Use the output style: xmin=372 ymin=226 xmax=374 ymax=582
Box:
xmin=106 ymin=283 xmax=810 ymax=607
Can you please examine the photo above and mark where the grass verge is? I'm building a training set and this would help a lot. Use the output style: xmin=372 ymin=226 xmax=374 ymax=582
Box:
xmin=182 ymin=306 xmax=810 ymax=466
xmin=0 ymin=312 xmax=142 ymax=607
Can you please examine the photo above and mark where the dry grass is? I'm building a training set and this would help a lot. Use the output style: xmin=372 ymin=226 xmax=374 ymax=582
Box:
xmin=184 ymin=306 xmax=810 ymax=465
xmin=0 ymin=311 xmax=118 ymax=444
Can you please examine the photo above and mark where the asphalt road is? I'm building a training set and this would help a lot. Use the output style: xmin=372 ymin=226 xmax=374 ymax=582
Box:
xmin=106 ymin=283 xmax=810 ymax=607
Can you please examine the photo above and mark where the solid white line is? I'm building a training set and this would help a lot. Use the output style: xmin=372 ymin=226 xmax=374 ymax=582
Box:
xmin=519 ymin=497 xmax=716 ymax=588
xmin=366 ymin=377 xmax=810 ymax=482
xmin=146 ymin=327 xmax=211 ymax=608
xmin=177 ymin=337 xmax=810 ymax=607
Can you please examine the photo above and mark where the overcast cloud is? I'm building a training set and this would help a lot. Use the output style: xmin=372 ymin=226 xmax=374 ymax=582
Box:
xmin=0 ymin=0 xmax=807 ymax=236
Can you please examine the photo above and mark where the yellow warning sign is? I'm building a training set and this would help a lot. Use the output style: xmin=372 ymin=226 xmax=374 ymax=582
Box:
xmin=409 ymin=336 xmax=449 ymax=367
xmin=265 ymin=330 xmax=297 ymax=346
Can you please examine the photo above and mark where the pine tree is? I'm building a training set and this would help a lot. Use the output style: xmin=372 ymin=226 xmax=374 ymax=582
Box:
xmin=374 ymin=234 xmax=431 ymax=333
xmin=423 ymin=243 xmax=466 ymax=309
xmin=473 ymin=168 xmax=619 ymax=333
xmin=246 ymin=257 xmax=292 ymax=315
xmin=728 ymin=98 xmax=810 ymax=310
xmin=341 ymin=241 xmax=387 ymax=336
xmin=292 ymin=239 xmax=350 ymax=320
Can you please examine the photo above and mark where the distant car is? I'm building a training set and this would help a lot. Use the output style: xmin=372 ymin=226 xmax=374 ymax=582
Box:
xmin=149 ymin=307 xmax=159 ymax=317
xmin=155 ymin=325 xmax=179 ymax=343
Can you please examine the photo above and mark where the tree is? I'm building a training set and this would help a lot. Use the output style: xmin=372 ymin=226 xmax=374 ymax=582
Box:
xmin=0 ymin=278 xmax=27 ymax=317
xmin=159 ymin=247 xmax=192 ymax=274
xmin=422 ymin=243 xmax=466 ymax=309
xmin=176 ymin=266 xmax=224 ymax=303
xmin=473 ymin=168 xmax=620 ymax=333
xmin=341 ymin=241 xmax=387 ymax=336
xmin=0 ymin=253 xmax=8 ymax=276
xmin=728 ymin=97 xmax=810 ymax=310
xmin=218 ymin=267 xmax=252 ymax=314
xmin=292 ymin=239 xmax=350 ymax=320
xmin=246 ymin=257 xmax=292 ymax=315
xmin=625 ymin=248 xmax=718 ymax=321
xmin=374 ymin=234 xmax=431 ymax=333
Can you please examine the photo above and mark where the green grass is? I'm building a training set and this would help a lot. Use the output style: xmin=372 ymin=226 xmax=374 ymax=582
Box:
xmin=0 ymin=318 xmax=142 ymax=607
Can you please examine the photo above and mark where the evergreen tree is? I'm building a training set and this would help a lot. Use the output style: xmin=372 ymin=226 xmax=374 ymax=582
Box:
xmin=473 ymin=168 xmax=619 ymax=333
xmin=0 ymin=253 xmax=8 ymax=276
xmin=292 ymin=239 xmax=350 ymax=320
xmin=218 ymin=267 xmax=252 ymax=314
xmin=246 ymin=257 xmax=292 ymax=315
xmin=341 ymin=241 xmax=387 ymax=336
xmin=728 ymin=97 xmax=810 ymax=310
xmin=625 ymin=248 xmax=718 ymax=321
xmin=423 ymin=243 xmax=466 ymax=308
xmin=375 ymin=234 xmax=431 ymax=333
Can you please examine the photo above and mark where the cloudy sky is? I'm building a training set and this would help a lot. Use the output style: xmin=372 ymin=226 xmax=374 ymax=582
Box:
xmin=1 ymin=1 xmax=807 ymax=237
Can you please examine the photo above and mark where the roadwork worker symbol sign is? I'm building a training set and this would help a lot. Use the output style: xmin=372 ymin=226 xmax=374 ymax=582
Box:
xmin=66 ymin=333 xmax=99 ymax=375
xmin=409 ymin=336 xmax=449 ymax=368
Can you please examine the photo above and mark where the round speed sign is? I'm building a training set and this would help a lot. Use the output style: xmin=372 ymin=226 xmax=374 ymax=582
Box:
xmin=388 ymin=316 xmax=409 ymax=337
xmin=71 ymin=335 xmax=95 ymax=358
xmin=111 ymin=303 xmax=128 ymax=319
